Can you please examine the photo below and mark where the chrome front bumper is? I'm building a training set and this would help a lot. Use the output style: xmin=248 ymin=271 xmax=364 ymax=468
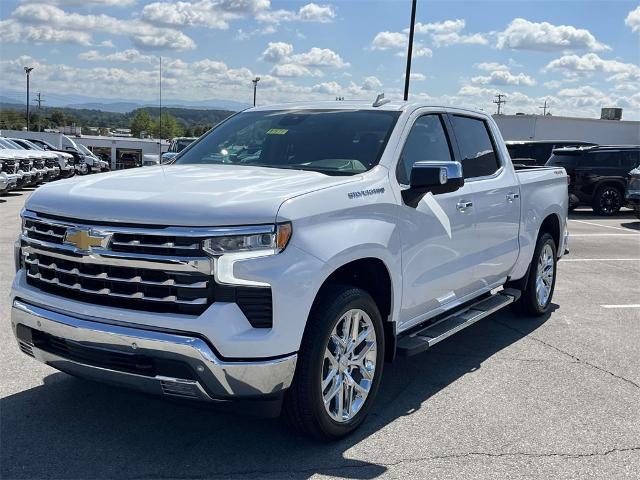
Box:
xmin=11 ymin=300 xmax=297 ymax=402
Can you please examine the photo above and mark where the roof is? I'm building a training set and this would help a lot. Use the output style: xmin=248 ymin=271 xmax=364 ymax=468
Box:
xmin=505 ymin=140 xmax=596 ymax=145
xmin=554 ymin=145 xmax=640 ymax=153
xmin=247 ymin=100 xmax=487 ymax=116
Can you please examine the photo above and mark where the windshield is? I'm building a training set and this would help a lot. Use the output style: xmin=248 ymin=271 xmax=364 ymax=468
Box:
xmin=0 ymin=138 xmax=25 ymax=149
xmin=77 ymin=144 xmax=97 ymax=157
xmin=17 ymin=139 xmax=44 ymax=151
xmin=175 ymin=109 xmax=401 ymax=175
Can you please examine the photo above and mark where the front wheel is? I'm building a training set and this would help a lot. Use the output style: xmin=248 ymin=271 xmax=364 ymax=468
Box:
xmin=283 ymin=286 xmax=384 ymax=440
xmin=592 ymin=185 xmax=623 ymax=216
xmin=513 ymin=232 xmax=557 ymax=316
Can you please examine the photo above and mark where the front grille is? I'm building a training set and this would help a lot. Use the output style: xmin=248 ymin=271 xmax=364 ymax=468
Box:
xmin=20 ymin=212 xmax=274 ymax=326
xmin=16 ymin=324 xmax=196 ymax=379
xmin=34 ymin=159 xmax=45 ymax=169
xmin=1 ymin=159 xmax=18 ymax=174
xmin=110 ymin=232 xmax=204 ymax=256
xmin=19 ymin=159 xmax=32 ymax=171
xmin=45 ymin=158 xmax=57 ymax=168
xmin=25 ymin=251 xmax=213 ymax=315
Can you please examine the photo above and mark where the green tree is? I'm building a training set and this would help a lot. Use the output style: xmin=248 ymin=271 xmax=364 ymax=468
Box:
xmin=130 ymin=110 xmax=152 ymax=138
xmin=151 ymin=112 xmax=183 ymax=139
xmin=50 ymin=109 xmax=65 ymax=127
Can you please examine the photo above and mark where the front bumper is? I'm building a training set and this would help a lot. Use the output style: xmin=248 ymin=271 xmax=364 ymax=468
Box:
xmin=11 ymin=299 xmax=297 ymax=402
xmin=1 ymin=173 xmax=20 ymax=191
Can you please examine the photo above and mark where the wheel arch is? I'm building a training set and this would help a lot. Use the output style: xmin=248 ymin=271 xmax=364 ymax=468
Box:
xmin=310 ymin=257 xmax=397 ymax=362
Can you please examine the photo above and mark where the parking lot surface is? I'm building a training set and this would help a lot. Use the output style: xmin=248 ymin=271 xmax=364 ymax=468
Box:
xmin=2 ymin=189 xmax=639 ymax=480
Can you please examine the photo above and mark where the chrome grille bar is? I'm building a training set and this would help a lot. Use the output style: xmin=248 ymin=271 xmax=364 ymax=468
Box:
xmin=24 ymin=256 xmax=208 ymax=289
xmin=26 ymin=271 xmax=208 ymax=305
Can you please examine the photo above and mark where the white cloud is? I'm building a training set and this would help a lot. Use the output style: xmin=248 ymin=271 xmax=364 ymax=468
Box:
xmin=474 ymin=62 xmax=509 ymax=71
xmin=362 ymin=76 xmax=382 ymax=91
xmin=141 ymin=0 xmax=271 ymax=29
xmin=99 ymin=40 xmax=115 ymax=48
xmin=260 ymin=41 xmax=294 ymax=63
xmin=256 ymin=2 xmax=336 ymax=24
xmin=79 ymin=48 xmax=155 ymax=64
xmin=625 ymin=5 xmax=640 ymax=32
xmin=298 ymin=3 xmax=336 ymax=23
xmin=311 ymin=81 xmax=342 ymax=95
xmin=402 ymin=72 xmax=426 ymax=81
xmin=0 ymin=19 xmax=93 ymax=46
xmin=545 ymin=53 xmax=640 ymax=82
xmin=471 ymin=70 xmax=536 ymax=86
xmin=413 ymin=19 xmax=465 ymax=34
xmin=496 ymin=18 xmax=610 ymax=52
xmin=411 ymin=18 xmax=487 ymax=47
xmin=261 ymin=42 xmax=349 ymax=77
xmin=20 ymin=0 xmax=136 ymax=6
xmin=371 ymin=31 xmax=407 ymax=50
xmin=431 ymin=31 xmax=488 ymax=47
xmin=9 ymin=3 xmax=196 ymax=50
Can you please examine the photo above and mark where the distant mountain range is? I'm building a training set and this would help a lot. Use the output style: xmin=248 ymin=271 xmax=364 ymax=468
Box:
xmin=0 ymin=91 xmax=248 ymax=113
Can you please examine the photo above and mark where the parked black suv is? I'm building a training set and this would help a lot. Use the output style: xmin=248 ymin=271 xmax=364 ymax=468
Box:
xmin=546 ymin=145 xmax=640 ymax=215
xmin=506 ymin=140 xmax=596 ymax=166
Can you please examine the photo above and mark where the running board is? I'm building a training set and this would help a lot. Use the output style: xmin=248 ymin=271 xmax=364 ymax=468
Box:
xmin=396 ymin=289 xmax=521 ymax=357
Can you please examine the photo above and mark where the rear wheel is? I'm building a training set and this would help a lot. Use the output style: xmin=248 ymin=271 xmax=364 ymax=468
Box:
xmin=513 ymin=232 xmax=557 ymax=316
xmin=283 ymin=286 xmax=384 ymax=440
xmin=592 ymin=185 xmax=623 ymax=216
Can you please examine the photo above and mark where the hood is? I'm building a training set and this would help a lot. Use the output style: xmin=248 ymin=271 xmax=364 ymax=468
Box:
xmin=26 ymin=164 xmax=357 ymax=226
xmin=0 ymin=149 xmax=30 ymax=159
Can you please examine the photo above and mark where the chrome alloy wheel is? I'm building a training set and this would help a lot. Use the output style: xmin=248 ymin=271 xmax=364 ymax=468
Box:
xmin=321 ymin=309 xmax=377 ymax=423
xmin=536 ymin=243 xmax=554 ymax=307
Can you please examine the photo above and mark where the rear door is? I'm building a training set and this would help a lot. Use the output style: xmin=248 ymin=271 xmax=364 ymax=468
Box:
xmin=448 ymin=114 xmax=520 ymax=290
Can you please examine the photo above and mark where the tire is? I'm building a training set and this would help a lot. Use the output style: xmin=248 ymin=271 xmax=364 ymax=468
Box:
xmin=283 ymin=286 xmax=385 ymax=440
xmin=592 ymin=185 xmax=623 ymax=216
xmin=513 ymin=232 xmax=557 ymax=316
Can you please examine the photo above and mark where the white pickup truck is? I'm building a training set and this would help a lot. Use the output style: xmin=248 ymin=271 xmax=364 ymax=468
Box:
xmin=11 ymin=101 xmax=568 ymax=439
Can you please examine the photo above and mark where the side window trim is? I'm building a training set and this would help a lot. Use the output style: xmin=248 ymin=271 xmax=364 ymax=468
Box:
xmin=446 ymin=113 xmax=504 ymax=181
xmin=395 ymin=112 xmax=455 ymax=185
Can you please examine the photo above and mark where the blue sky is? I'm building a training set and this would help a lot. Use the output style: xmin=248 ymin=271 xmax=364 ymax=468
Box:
xmin=1 ymin=0 xmax=639 ymax=118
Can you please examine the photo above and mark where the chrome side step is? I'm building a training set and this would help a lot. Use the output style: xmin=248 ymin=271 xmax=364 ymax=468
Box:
xmin=396 ymin=289 xmax=521 ymax=357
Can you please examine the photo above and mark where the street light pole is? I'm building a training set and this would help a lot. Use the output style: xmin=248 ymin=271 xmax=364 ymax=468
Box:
xmin=403 ymin=0 xmax=417 ymax=101
xmin=252 ymin=77 xmax=261 ymax=106
xmin=24 ymin=67 xmax=34 ymax=131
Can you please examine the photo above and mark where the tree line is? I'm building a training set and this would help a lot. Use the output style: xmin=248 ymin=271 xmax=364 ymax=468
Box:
xmin=0 ymin=104 xmax=233 ymax=139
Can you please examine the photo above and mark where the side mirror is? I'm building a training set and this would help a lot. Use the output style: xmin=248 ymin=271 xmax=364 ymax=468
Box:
xmin=402 ymin=161 xmax=464 ymax=207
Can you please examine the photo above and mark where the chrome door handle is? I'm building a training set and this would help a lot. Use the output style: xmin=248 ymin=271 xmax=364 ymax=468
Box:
xmin=506 ymin=192 xmax=520 ymax=203
xmin=456 ymin=201 xmax=473 ymax=212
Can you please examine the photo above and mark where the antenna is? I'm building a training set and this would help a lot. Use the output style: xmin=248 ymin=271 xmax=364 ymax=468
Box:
xmin=372 ymin=93 xmax=390 ymax=108
xmin=493 ymin=93 xmax=506 ymax=115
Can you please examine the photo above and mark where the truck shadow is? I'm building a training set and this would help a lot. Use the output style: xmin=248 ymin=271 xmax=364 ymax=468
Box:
xmin=1 ymin=307 xmax=554 ymax=480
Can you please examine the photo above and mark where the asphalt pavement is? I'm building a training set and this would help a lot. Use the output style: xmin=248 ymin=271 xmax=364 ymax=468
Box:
xmin=1 ymin=189 xmax=639 ymax=479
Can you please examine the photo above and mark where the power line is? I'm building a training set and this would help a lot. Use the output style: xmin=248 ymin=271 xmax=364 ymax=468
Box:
xmin=493 ymin=93 xmax=507 ymax=115
xmin=539 ymin=99 xmax=550 ymax=116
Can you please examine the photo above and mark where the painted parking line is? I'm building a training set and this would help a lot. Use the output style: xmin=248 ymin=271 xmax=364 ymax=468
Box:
xmin=601 ymin=305 xmax=640 ymax=309
xmin=569 ymin=233 xmax=640 ymax=237
xmin=569 ymin=219 xmax=631 ymax=232
xmin=561 ymin=258 xmax=640 ymax=262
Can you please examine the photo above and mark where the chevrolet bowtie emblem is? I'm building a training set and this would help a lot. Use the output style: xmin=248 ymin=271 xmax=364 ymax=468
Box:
xmin=64 ymin=228 xmax=107 ymax=251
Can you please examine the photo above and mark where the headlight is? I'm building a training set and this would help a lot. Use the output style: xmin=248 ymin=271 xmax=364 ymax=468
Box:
xmin=204 ymin=223 xmax=292 ymax=287
xmin=203 ymin=223 xmax=292 ymax=256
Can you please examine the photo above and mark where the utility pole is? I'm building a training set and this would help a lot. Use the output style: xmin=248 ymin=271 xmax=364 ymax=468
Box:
xmin=252 ymin=77 xmax=261 ymax=106
xmin=539 ymin=99 xmax=549 ymax=116
xmin=33 ymin=92 xmax=45 ymax=132
xmin=493 ymin=93 xmax=506 ymax=115
xmin=24 ymin=66 xmax=34 ymax=131
xmin=403 ymin=0 xmax=418 ymax=101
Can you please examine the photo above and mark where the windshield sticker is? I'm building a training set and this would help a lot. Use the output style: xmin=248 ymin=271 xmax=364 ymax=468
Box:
xmin=266 ymin=128 xmax=288 ymax=135
xmin=348 ymin=187 xmax=385 ymax=199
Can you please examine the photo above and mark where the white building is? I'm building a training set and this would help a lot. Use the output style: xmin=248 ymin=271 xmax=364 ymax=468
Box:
xmin=74 ymin=135 xmax=168 ymax=169
xmin=494 ymin=114 xmax=640 ymax=145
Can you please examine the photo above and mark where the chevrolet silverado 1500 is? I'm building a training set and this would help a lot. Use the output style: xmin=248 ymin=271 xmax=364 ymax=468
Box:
xmin=11 ymin=101 xmax=568 ymax=439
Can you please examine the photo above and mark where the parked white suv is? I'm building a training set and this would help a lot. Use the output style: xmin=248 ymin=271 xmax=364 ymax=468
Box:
xmin=11 ymin=102 xmax=568 ymax=439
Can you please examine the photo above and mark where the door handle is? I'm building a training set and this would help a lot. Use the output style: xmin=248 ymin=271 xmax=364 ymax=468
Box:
xmin=506 ymin=192 xmax=520 ymax=203
xmin=456 ymin=201 xmax=473 ymax=212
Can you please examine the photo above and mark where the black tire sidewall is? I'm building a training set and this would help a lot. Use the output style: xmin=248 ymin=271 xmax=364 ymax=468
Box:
xmin=296 ymin=287 xmax=385 ymax=439
xmin=527 ymin=233 xmax=557 ymax=315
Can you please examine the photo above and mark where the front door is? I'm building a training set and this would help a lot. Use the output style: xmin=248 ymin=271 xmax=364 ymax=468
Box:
xmin=396 ymin=113 xmax=477 ymax=329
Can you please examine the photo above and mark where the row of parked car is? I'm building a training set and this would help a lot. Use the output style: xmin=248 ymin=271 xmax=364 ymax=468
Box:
xmin=0 ymin=136 xmax=110 ymax=194
xmin=506 ymin=141 xmax=640 ymax=218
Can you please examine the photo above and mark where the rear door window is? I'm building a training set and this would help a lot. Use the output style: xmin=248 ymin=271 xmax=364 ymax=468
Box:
xmin=546 ymin=154 xmax=579 ymax=168
xmin=622 ymin=150 xmax=640 ymax=169
xmin=580 ymin=152 xmax=620 ymax=167
xmin=450 ymin=115 xmax=501 ymax=179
